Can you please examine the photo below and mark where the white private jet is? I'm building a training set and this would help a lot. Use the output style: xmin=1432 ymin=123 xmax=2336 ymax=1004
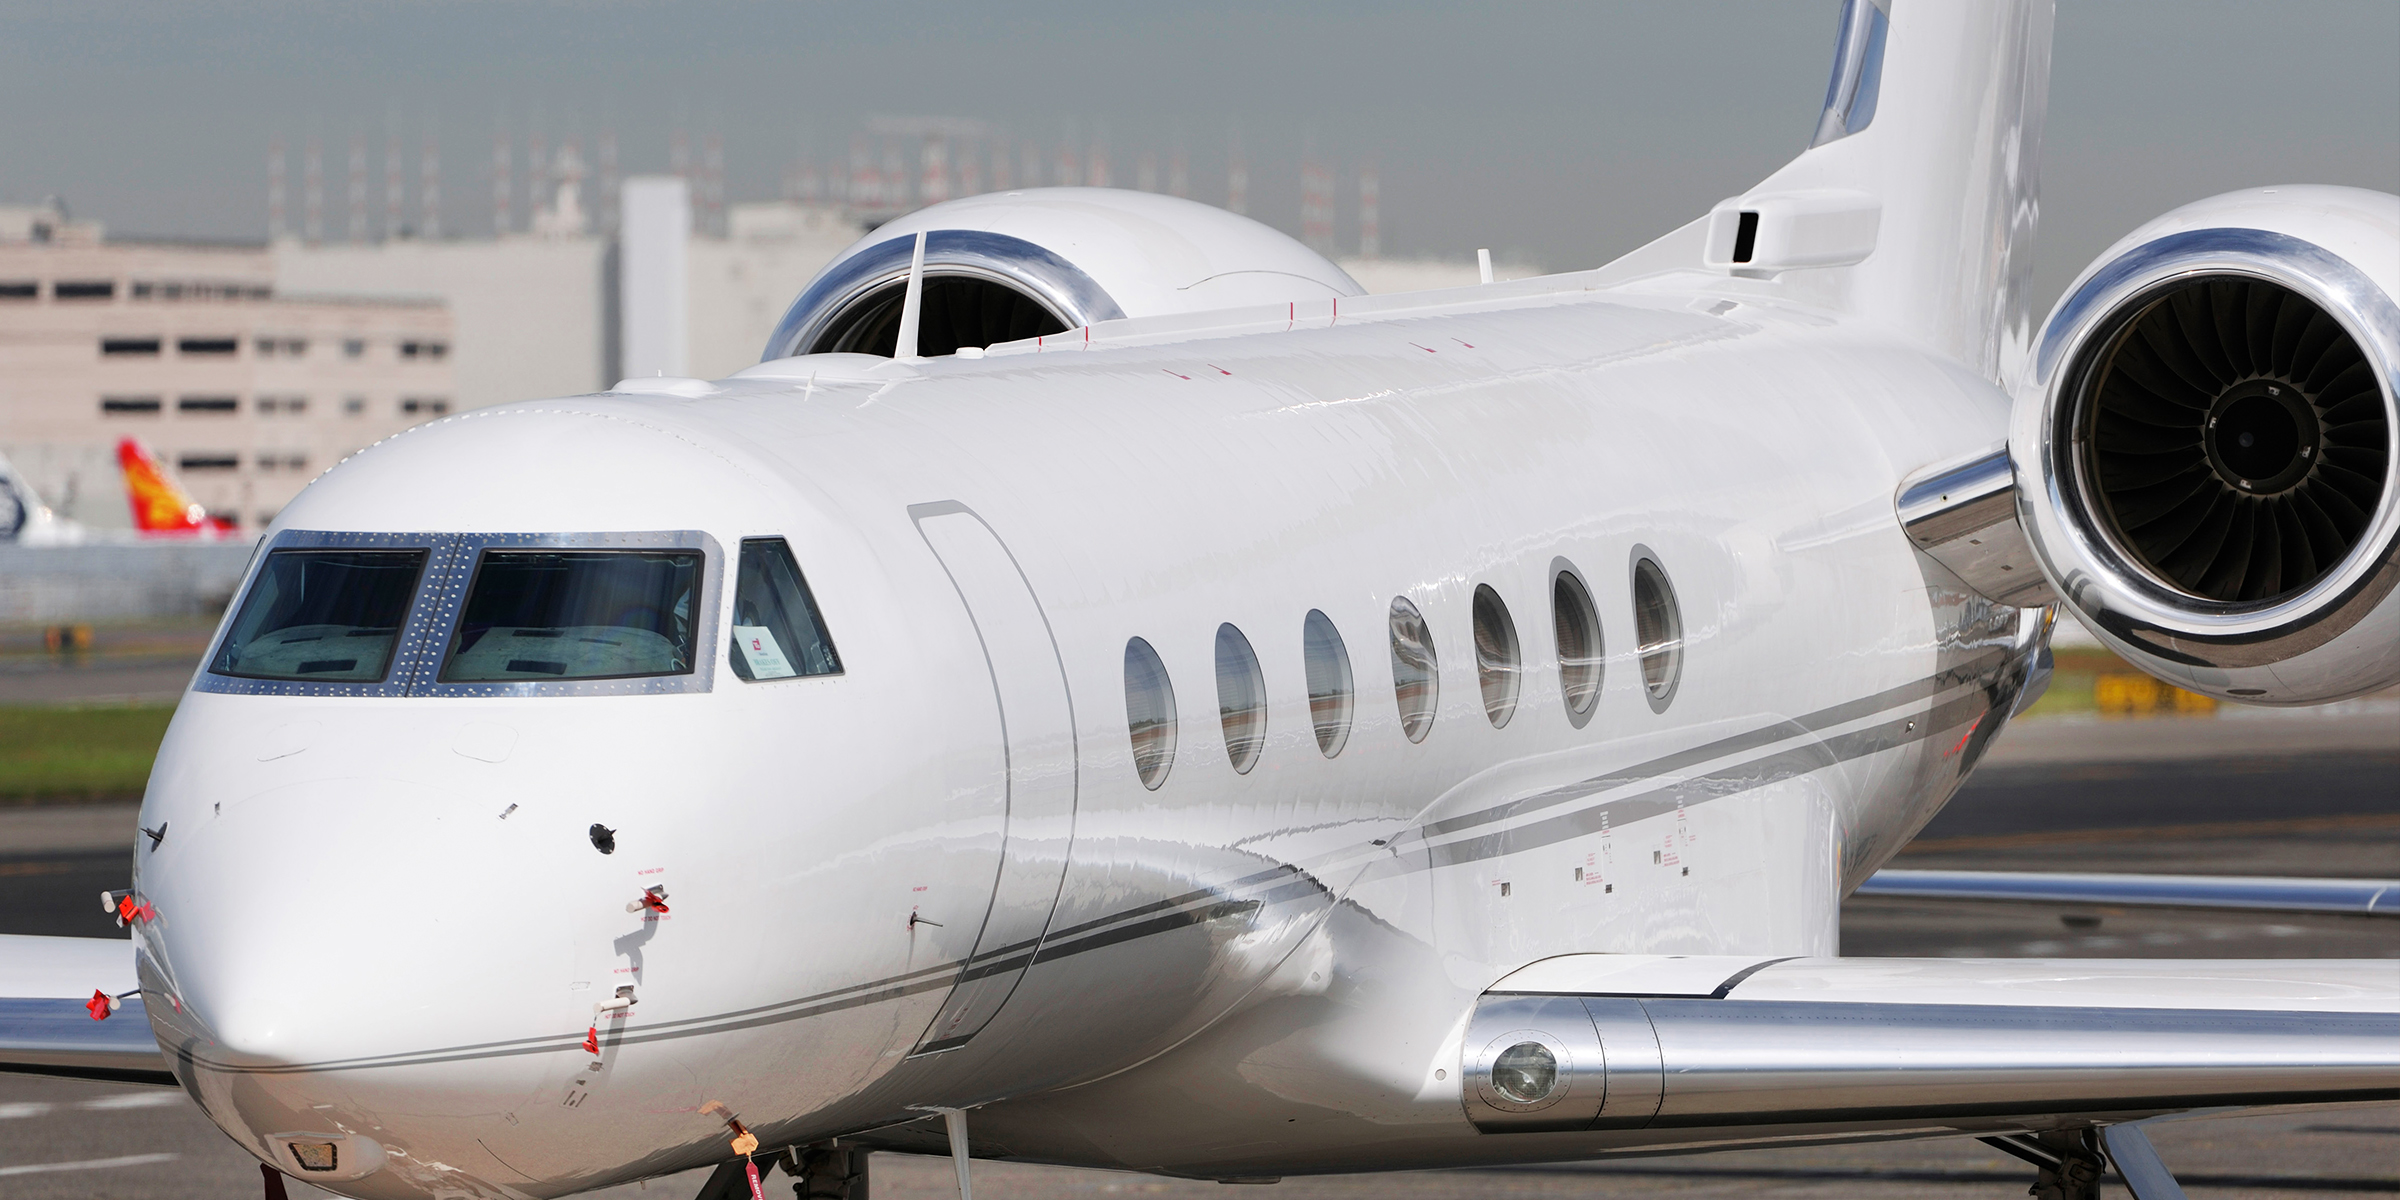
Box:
xmin=5 ymin=3 xmax=2395 ymax=1199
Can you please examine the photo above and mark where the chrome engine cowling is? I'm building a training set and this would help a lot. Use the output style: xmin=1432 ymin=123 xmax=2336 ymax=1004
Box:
xmin=759 ymin=188 xmax=1362 ymax=362
xmin=2012 ymin=186 xmax=2400 ymax=704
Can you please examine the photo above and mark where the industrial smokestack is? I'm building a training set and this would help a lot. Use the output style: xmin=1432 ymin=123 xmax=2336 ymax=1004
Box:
xmin=956 ymin=140 xmax=981 ymax=199
xmin=268 ymin=139 xmax=287 ymax=240
xmin=1359 ymin=164 xmax=1380 ymax=259
xmin=1226 ymin=131 xmax=1247 ymax=216
xmin=385 ymin=128 xmax=404 ymax=239
xmin=420 ymin=128 xmax=441 ymax=239
xmin=348 ymin=133 xmax=368 ymax=243
xmin=1300 ymin=154 xmax=1332 ymax=253
xmin=491 ymin=126 xmax=512 ymax=235
xmin=881 ymin=141 xmax=905 ymax=208
xmin=1169 ymin=146 xmax=1189 ymax=199
xmin=702 ymin=132 xmax=724 ymax=235
xmin=919 ymin=134 xmax=949 ymax=206
xmin=1055 ymin=141 xmax=1078 ymax=195
xmin=597 ymin=130 xmax=619 ymax=234
xmin=619 ymin=175 xmax=691 ymax=379
xmin=849 ymin=135 xmax=872 ymax=210
xmin=528 ymin=124 xmax=549 ymax=230
xmin=304 ymin=137 xmax=324 ymax=244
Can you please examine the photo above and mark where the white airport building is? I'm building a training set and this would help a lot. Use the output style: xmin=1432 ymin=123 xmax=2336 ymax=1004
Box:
xmin=3 ymin=153 xmax=1510 ymax=536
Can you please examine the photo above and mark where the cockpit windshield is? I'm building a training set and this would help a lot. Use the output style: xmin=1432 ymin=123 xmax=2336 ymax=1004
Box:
xmin=440 ymin=550 xmax=701 ymax=682
xmin=210 ymin=549 xmax=428 ymax=682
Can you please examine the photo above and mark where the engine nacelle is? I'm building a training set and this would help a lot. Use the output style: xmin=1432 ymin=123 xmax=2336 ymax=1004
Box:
xmin=2012 ymin=186 xmax=2400 ymax=704
xmin=758 ymin=188 xmax=1362 ymax=362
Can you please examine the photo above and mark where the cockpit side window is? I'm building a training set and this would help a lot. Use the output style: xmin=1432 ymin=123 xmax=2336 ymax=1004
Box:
xmin=210 ymin=549 xmax=427 ymax=682
xmin=727 ymin=537 xmax=842 ymax=681
xmin=440 ymin=550 xmax=701 ymax=682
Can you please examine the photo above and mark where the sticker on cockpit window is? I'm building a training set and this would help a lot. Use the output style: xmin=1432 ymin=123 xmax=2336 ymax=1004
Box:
xmin=733 ymin=625 xmax=797 ymax=679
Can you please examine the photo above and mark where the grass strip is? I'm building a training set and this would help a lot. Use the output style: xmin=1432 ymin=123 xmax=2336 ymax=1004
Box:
xmin=0 ymin=704 xmax=176 ymax=804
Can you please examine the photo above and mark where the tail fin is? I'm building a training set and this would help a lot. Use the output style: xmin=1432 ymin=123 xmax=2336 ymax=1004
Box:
xmin=1708 ymin=0 xmax=2054 ymax=382
xmin=117 ymin=438 xmax=235 ymax=537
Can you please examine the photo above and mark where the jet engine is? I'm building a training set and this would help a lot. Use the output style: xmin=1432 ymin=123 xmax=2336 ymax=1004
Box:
xmin=758 ymin=188 xmax=1363 ymax=362
xmin=2011 ymin=186 xmax=2399 ymax=704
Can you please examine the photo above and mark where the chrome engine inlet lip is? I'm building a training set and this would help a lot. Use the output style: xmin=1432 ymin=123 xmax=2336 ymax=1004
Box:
xmin=2015 ymin=227 xmax=2400 ymax=671
xmin=761 ymin=229 xmax=1125 ymax=363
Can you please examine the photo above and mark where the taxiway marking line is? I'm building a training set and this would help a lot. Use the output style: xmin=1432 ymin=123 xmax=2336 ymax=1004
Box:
xmin=0 ymin=1152 xmax=178 ymax=1177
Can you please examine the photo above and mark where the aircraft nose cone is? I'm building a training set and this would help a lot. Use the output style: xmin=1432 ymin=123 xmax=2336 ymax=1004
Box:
xmin=152 ymin=780 xmax=571 ymax=1063
xmin=142 ymin=780 xmax=577 ymax=1184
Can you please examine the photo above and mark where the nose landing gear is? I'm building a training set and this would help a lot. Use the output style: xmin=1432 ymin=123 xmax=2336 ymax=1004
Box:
xmin=690 ymin=1142 xmax=871 ymax=1200
xmin=790 ymin=1143 xmax=872 ymax=1199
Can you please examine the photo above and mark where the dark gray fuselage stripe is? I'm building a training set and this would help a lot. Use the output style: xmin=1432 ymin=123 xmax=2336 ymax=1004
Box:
xmin=177 ymin=658 xmax=2004 ymax=1076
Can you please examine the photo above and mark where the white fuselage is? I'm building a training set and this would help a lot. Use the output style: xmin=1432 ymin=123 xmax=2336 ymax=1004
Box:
xmin=132 ymin=280 xmax=2040 ymax=1196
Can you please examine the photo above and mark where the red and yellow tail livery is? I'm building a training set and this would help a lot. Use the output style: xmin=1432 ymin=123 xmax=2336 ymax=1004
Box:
xmin=117 ymin=438 xmax=237 ymax=537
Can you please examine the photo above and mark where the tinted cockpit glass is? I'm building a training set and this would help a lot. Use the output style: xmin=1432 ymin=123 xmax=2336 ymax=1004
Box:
xmin=211 ymin=549 xmax=427 ymax=681
xmin=728 ymin=538 xmax=841 ymax=681
xmin=440 ymin=550 xmax=701 ymax=682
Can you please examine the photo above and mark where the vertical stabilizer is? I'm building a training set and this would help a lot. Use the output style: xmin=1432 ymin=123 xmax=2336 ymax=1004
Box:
xmin=118 ymin=438 xmax=234 ymax=537
xmin=1708 ymin=0 xmax=2053 ymax=383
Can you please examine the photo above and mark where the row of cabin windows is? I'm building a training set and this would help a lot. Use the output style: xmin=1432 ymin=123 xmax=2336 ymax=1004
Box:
xmin=101 ymin=394 xmax=439 ymax=418
xmin=96 ymin=336 xmax=438 ymax=360
xmin=1122 ymin=557 xmax=1685 ymax=790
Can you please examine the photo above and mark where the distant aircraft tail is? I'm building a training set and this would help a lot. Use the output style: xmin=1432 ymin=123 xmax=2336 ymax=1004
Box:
xmin=1651 ymin=0 xmax=2055 ymax=384
xmin=0 ymin=449 xmax=87 ymax=546
xmin=118 ymin=438 xmax=236 ymax=537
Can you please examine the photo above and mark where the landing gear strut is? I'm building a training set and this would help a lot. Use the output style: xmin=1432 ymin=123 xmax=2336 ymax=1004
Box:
xmin=1983 ymin=1130 xmax=2105 ymax=1200
xmin=791 ymin=1141 xmax=872 ymax=1199
xmin=1981 ymin=1125 xmax=2188 ymax=1200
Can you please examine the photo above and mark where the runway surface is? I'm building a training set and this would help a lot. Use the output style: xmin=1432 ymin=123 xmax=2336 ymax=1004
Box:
xmin=3 ymin=707 xmax=2394 ymax=1198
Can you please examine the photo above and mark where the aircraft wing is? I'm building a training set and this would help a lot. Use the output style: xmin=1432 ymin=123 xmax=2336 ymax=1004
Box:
xmin=1857 ymin=869 xmax=2400 ymax=917
xmin=0 ymin=933 xmax=176 ymax=1086
xmin=1465 ymin=954 xmax=2399 ymax=1138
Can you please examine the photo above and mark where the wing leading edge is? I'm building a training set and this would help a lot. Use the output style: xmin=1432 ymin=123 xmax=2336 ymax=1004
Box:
xmin=0 ymin=933 xmax=176 ymax=1086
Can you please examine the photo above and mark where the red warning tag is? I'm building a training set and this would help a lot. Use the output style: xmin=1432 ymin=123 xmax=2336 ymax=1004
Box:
xmin=744 ymin=1159 xmax=765 ymax=1200
xmin=581 ymin=1026 xmax=600 ymax=1055
xmin=86 ymin=989 xmax=113 ymax=1020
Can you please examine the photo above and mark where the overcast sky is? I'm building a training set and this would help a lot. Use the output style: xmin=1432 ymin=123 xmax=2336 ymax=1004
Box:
xmin=2 ymin=1 xmax=2393 ymax=310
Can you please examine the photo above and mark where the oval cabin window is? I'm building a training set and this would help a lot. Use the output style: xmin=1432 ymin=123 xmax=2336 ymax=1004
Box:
xmin=1471 ymin=584 xmax=1521 ymax=728
xmin=1302 ymin=610 xmax=1354 ymax=758
xmin=1123 ymin=637 xmax=1177 ymax=789
xmin=1215 ymin=623 xmax=1267 ymax=774
xmin=1552 ymin=566 xmax=1603 ymax=727
xmin=1388 ymin=596 xmax=1438 ymax=743
xmin=1630 ymin=554 xmax=1684 ymax=711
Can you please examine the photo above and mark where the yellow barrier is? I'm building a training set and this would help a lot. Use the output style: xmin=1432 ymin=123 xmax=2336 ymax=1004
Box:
xmin=2094 ymin=672 xmax=2217 ymax=716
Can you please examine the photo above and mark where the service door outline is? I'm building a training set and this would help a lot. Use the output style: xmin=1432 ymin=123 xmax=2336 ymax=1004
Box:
xmin=907 ymin=500 xmax=1080 ymax=1054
